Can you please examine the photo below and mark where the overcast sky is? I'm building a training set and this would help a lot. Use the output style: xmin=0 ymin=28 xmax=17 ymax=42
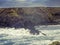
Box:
xmin=0 ymin=0 xmax=60 ymax=8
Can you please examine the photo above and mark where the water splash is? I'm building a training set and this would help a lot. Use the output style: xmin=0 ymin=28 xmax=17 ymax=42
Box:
xmin=0 ymin=25 xmax=60 ymax=45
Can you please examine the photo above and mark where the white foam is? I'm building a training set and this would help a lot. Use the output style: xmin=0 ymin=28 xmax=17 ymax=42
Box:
xmin=0 ymin=25 xmax=60 ymax=45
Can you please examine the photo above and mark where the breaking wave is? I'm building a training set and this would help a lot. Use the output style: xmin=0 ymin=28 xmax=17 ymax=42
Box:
xmin=0 ymin=25 xmax=60 ymax=45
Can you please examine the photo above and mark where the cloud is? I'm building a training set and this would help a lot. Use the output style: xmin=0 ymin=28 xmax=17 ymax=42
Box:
xmin=15 ymin=0 xmax=27 ymax=1
xmin=0 ymin=0 xmax=60 ymax=8
xmin=45 ymin=0 xmax=60 ymax=7
xmin=0 ymin=0 xmax=46 ymax=8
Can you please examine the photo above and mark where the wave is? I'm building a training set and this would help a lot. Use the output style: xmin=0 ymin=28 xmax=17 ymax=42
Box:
xmin=0 ymin=25 xmax=60 ymax=45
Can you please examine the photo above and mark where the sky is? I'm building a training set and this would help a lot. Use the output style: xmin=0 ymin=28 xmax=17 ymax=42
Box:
xmin=0 ymin=0 xmax=60 ymax=8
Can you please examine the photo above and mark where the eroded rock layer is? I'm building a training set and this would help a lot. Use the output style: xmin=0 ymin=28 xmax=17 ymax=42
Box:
xmin=0 ymin=7 xmax=60 ymax=28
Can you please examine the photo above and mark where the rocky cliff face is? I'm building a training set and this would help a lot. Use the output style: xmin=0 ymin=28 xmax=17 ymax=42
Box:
xmin=47 ymin=7 xmax=60 ymax=22
xmin=0 ymin=7 xmax=60 ymax=28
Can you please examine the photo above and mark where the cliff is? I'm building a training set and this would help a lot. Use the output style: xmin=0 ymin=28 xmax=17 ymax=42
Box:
xmin=0 ymin=7 xmax=60 ymax=28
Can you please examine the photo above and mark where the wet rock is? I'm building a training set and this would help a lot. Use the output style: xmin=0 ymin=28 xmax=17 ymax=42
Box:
xmin=49 ymin=41 xmax=60 ymax=45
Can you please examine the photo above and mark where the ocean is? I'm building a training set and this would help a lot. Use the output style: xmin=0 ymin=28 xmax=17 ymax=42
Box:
xmin=0 ymin=25 xmax=60 ymax=45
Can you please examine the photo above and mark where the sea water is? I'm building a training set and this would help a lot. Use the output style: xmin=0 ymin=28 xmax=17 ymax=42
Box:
xmin=0 ymin=25 xmax=60 ymax=45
